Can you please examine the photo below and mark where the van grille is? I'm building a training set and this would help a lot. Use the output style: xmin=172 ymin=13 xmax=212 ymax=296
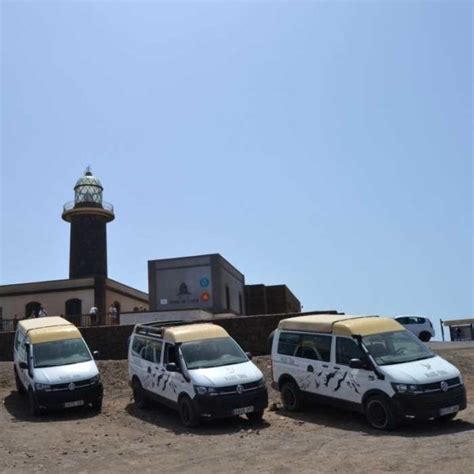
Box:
xmin=419 ymin=377 xmax=461 ymax=393
xmin=48 ymin=377 xmax=96 ymax=392
xmin=214 ymin=380 xmax=261 ymax=395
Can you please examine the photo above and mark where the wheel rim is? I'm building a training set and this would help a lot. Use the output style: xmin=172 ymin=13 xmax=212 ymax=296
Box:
xmin=368 ymin=400 xmax=388 ymax=428
xmin=283 ymin=386 xmax=295 ymax=409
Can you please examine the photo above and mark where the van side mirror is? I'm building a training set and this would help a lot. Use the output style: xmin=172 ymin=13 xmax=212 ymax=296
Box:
xmin=93 ymin=350 xmax=100 ymax=359
xmin=349 ymin=358 xmax=364 ymax=369
xmin=19 ymin=361 xmax=28 ymax=370
xmin=245 ymin=352 xmax=253 ymax=360
xmin=166 ymin=363 xmax=178 ymax=372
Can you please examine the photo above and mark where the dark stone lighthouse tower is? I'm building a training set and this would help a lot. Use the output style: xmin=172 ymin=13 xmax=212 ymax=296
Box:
xmin=62 ymin=167 xmax=115 ymax=279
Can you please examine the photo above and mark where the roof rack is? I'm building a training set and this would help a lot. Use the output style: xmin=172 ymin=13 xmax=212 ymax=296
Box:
xmin=133 ymin=320 xmax=186 ymax=338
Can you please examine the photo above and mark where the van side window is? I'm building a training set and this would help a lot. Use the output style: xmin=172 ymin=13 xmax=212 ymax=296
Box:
xmin=277 ymin=332 xmax=300 ymax=356
xmin=132 ymin=336 xmax=162 ymax=363
xmin=15 ymin=331 xmax=25 ymax=351
xmin=295 ymin=334 xmax=331 ymax=362
xmin=145 ymin=340 xmax=162 ymax=363
xmin=164 ymin=343 xmax=180 ymax=370
xmin=278 ymin=332 xmax=332 ymax=362
xmin=336 ymin=338 xmax=364 ymax=366
xmin=131 ymin=336 xmax=147 ymax=356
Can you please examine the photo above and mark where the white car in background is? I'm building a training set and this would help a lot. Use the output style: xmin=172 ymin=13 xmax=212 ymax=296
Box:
xmin=394 ymin=316 xmax=435 ymax=342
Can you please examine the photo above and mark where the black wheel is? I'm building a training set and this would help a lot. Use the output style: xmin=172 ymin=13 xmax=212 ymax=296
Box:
xmin=28 ymin=389 xmax=41 ymax=417
xmin=365 ymin=395 xmax=397 ymax=430
xmin=436 ymin=412 xmax=457 ymax=422
xmin=281 ymin=381 xmax=303 ymax=412
xmin=179 ymin=396 xmax=199 ymax=428
xmin=91 ymin=398 xmax=103 ymax=412
xmin=247 ymin=409 xmax=264 ymax=422
xmin=14 ymin=368 xmax=25 ymax=395
xmin=419 ymin=332 xmax=431 ymax=342
xmin=132 ymin=379 xmax=148 ymax=409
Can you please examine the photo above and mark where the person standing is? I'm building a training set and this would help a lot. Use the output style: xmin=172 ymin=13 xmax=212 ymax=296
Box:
xmin=38 ymin=306 xmax=48 ymax=318
xmin=108 ymin=304 xmax=118 ymax=324
xmin=89 ymin=304 xmax=98 ymax=326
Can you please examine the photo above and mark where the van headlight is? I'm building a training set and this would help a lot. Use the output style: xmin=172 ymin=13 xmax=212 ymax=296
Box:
xmin=194 ymin=386 xmax=217 ymax=396
xmin=35 ymin=383 xmax=51 ymax=391
xmin=92 ymin=374 xmax=101 ymax=384
xmin=391 ymin=383 xmax=422 ymax=394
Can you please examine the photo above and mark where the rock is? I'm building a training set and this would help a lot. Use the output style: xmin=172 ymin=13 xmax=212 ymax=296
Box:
xmin=269 ymin=402 xmax=281 ymax=412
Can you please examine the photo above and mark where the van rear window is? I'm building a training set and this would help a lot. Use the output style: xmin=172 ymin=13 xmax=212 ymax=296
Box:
xmin=278 ymin=332 xmax=331 ymax=362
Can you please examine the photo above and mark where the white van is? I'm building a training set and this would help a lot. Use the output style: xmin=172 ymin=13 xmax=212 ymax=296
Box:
xmin=271 ymin=314 xmax=466 ymax=429
xmin=13 ymin=317 xmax=103 ymax=416
xmin=128 ymin=322 xmax=268 ymax=427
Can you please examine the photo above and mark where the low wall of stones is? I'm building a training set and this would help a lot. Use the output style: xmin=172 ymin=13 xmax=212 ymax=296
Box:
xmin=0 ymin=311 xmax=337 ymax=361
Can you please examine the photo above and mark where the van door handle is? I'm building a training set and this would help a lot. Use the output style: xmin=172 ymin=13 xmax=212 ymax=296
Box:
xmin=307 ymin=365 xmax=314 ymax=373
xmin=322 ymin=364 xmax=329 ymax=368
xmin=147 ymin=367 xmax=151 ymax=374
xmin=334 ymin=366 xmax=341 ymax=370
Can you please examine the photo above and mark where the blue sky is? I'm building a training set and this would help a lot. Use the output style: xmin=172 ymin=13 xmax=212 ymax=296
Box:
xmin=1 ymin=1 xmax=472 ymax=338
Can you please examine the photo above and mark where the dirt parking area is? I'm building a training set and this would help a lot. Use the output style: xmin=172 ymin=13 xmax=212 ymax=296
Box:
xmin=1 ymin=346 xmax=473 ymax=473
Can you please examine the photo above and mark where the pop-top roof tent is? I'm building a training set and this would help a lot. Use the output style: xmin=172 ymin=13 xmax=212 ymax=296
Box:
xmin=164 ymin=323 xmax=229 ymax=343
xmin=278 ymin=314 xmax=403 ymax=337
xmin=134 ymin=321 xmax=230 ymax=343
xmin=18 ymin=316 xmax=81 ymax=344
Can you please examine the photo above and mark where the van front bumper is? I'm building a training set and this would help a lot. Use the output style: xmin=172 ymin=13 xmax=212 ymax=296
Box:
xmin=391 ymin=384 xmax=467 ymax=419
xmin=35 ymin=383 xmax=103 ymax=410
xmin=193 ymin=387 xmax=268 ymax=419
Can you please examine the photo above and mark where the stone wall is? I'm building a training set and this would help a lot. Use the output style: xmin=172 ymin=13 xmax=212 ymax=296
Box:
xmin=0 ymin=311 xmax=338 ymax=361
xmin=0 ymin=332 xmax=15 ymax=362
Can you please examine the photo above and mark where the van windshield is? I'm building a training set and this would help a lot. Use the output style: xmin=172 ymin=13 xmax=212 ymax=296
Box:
xmin=180 ymin=337 xmax=248 ymax=370
xmin=33 ymin=338 xmax=91 ymax=368
xmin=362 ymin=330 xmax=435 ymax=366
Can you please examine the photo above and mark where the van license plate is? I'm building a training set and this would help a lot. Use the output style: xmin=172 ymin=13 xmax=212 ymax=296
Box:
xmin=439 ymin=405 xmax=458 ymax=416
xmin=232 ymin=406 xmax=254 ymax=415
xmin=64 ymin=400 xmax=84 ymax=408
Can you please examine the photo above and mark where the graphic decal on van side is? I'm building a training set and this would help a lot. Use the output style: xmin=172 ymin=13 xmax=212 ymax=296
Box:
xmin=299 ymin=370 xmax=361 ymax=394
xmin=324 ymin=372 xmax=337 ymax=387
xmin=334 ymin=372 xmax=347 ymax=391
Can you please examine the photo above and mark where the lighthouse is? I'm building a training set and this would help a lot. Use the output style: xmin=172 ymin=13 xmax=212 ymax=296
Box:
xmin=62 ymin=167 xmax=115 ymax=279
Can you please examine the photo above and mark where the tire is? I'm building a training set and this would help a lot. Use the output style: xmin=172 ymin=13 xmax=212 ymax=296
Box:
xmin=132 ymin=379 xmax=148 ymax=409
xmin=14 ymin=368 xmax=25 ymax=395
xmin=436 ymin=412 xmax=457 ymax=422
xmin=91 ymin=398 xmax=103 ymax=412
xmin=419 ymin=332 xmax=431 ymax=342
xmin=28 ymin=389 xmax=41 ymax=417
xmin=247 ymin=409 xmax=264 ymax=422
xmin=365 ymin=395 xmax=397 ymax=430
xmin=281 ymin=381 xmax=303 ymax=412
xmin=179 ymin=396 xmax=199 ymax=428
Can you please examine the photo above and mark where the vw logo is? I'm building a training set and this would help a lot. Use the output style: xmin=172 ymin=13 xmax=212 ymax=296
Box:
xmin=236 ymin=384 xmax=243 ymax=395
xmin=68 ymin=382 xmax=76 ymax=391
xmin=440 ymin=381 xmax=448 ymax=392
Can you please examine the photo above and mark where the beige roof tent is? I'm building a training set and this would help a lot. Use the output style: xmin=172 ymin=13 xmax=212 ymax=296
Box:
xmin=18 ymin=316 xmax=82 ymax=344
xmin=164 ymin=323 xmax=229 ymax=343
xmin=278 ymin=314 xmax=403 ymax=337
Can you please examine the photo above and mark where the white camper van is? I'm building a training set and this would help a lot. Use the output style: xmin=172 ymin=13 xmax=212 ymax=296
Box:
xmin=271 ymin=314 xmax=466 ymax=429
xmin=13 ymin=317 xmax=103 ymax=416
xmin=128 ymin=322 xmax=268 ymax=427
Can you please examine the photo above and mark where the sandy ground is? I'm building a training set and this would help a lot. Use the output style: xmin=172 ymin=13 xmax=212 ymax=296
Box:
xmin=1 ymin=345 xmax=473 ymax=473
